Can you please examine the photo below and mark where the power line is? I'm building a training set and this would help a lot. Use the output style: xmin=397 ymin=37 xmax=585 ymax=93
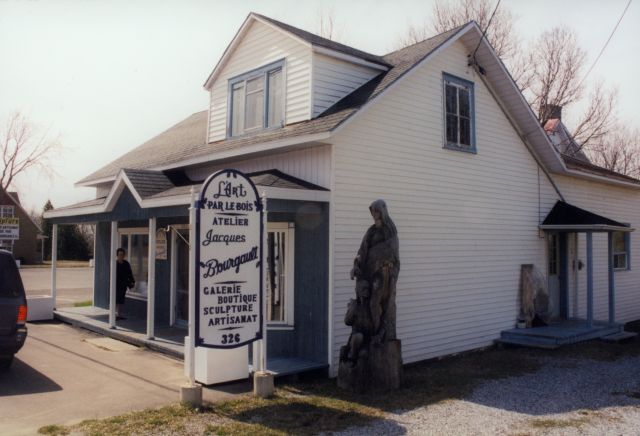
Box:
xmin=472 ymin=0 xmax=501 ymax=59
xmin=577 ymin=0 xmax=632 ymax=88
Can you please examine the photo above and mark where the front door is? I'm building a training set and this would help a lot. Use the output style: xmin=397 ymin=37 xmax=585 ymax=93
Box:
xmin=548 ymin=233 xmax=569 ymax=319
xmin=548 ymin=233 xmax=561 ymax=319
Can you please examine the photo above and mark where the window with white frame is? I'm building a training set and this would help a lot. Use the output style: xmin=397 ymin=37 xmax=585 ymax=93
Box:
xmin=613 ymin=231 xmax=630 ymax=270
xmin=443 ymin=73 xmax=475 ymax=152
xmin=228 ymin=60 xmax=284 ymax=137
xmin=266 ymin=222 xmax=295 ymax=327
xmin=0 ymin=205 xmax=15 ymax=217
xmin=118 ymin=228 xmax=149 ymax=298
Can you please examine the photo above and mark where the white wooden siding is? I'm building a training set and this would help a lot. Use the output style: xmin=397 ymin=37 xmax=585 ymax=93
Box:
xmin=330 ymin=40 xmax=560 ymax=370
xmin=96 ymin=183 xmax=113 ymax=198
xmin=312 ymin=53 xmax=380 ymax=117
xmin=185 ymin=145 xmax=331 ymax=188
xmin=208 ymin=20 xmax=312 ymax=142
xmin=554 ymin=175 xmax=640 ymax=324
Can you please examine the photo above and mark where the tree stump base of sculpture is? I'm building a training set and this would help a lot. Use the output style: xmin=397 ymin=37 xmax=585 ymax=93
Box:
xmin=337 ymin=339 xmax=403 ymax=393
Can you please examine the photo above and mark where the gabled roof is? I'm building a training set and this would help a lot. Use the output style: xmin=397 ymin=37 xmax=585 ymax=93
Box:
xmin=47 ymin=169 xmax=329 ymax=219
xmin=77 ymin=111 xmax=208 ymax=185
xmin=0 ymin=188 xmax=42 ymax=233
xmin=203 ymin=12 xmax=389 ymax=90
xmin=78 ymin=23 xmax=466 ymax=186
xmin=76 ymin=15 xmax=637 ymax=192
xmin=541 ymin=200 xmax=632 ymax=232
xmin=253 ymin=13 xmax=390 ymax=68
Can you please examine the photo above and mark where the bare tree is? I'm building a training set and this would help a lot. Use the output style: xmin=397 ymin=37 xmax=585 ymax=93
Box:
xmin=525 ymin=27 xmax=586 ymax=123
xmin=315 ymin=7 xmax=344 ymax=42
xmin=525 ymin=28 xmax=619 ymax=152
xmin=0 ymin=112 xmax=61 ymax=191
xmin=396 ymin=0 xmax=518 ymax=59
xmin=586 ymin=126 xmax=640 ymax=178
xmin=395 ymin=1 xmax=620 ymax=153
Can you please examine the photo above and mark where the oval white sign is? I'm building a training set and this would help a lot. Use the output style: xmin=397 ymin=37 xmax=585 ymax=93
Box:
xmin=196 ymin=169 xmax=263 ymax=348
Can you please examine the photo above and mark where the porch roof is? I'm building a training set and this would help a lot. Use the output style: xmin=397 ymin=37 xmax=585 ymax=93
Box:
xmin=44 ymin=169 xmax=330 ymax=219
xmin=539 ymin=201 xmax=633 ymax=232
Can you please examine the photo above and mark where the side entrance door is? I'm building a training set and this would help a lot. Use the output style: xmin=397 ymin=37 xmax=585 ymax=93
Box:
xmin=548 ymin=232 xmax=568 ymax=319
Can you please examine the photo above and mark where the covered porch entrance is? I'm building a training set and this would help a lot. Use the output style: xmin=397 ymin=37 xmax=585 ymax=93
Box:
xmin=45 ymin=169 xmax=331 ymax=379
xmin=500 ymin=201 xmax=636 ymax=348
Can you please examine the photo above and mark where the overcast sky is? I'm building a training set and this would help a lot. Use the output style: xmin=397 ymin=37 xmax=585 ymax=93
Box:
xmin=1 ymin=0 xmax=638 ymax=213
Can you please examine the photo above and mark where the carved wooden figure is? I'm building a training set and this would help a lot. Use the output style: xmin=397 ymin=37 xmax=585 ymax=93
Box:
xmin=338 ymin=199 xmax=403 ymax=393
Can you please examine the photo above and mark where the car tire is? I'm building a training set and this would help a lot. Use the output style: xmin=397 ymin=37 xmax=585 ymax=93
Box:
xmin=0 ymin=356 xmax=14 ymax=370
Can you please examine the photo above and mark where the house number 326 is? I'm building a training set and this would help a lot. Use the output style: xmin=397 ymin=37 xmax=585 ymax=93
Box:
xmin=221 ymin=333 xmax=241 ymax=344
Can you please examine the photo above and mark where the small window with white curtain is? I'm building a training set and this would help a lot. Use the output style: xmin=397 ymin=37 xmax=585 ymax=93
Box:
xmin=266 ymin=222 xmax=295 ymax=327
xmin=228 ymin=59 xmax=284 ymax=137
xmin=613 ymin=231 xmax=630 ymax=270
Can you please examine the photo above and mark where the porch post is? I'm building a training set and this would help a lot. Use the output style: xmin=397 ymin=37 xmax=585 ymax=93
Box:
xmin=169 ymin=227 xmax=177 ymax=327
xmin=109 ymin=221 xmax=117 ymax=328
xmin=147 ymin=217 xmax=156 ymax=340
xmin=188 ymin=188 xmax=196 ymax=385
xmin=51 ymin=224 xmax=58 ymax=308
xmin=586 ymin=231 xmax=594 ymax=328
xmin=608 ymin=231 xmax=616 ymax=324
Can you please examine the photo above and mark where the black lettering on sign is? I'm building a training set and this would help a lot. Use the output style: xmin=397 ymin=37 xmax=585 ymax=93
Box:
xmin=202 ymin=229 xmax=246 ymax=246
xmin=213 ymin=181 xmax=247 ymax=199
xmin=200 ymin=246 xmax=258 ymax=278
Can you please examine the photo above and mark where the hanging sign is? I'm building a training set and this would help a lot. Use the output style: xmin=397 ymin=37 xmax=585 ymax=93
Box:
xmin=196 ymin=169 xmax=263 ymax=349
xmin=155 ymin=229 xmax=167 ymax=260
xmin=0 ymin=217 xmax=19 ymax=240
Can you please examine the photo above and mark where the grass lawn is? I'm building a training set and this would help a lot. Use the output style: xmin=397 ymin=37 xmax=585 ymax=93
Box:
xmin=39 ymin=328 xmax=640 ymax=436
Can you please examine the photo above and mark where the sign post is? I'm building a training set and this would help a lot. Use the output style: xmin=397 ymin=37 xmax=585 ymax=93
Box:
xmin=193 ymin=169 xmax=272 ymax=397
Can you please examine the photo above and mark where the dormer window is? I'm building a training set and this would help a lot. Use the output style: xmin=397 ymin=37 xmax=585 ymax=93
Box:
xmin=228 ymin=60 xmax=284 ymax=137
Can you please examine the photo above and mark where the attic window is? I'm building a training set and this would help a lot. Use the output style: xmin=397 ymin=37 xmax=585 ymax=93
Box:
xmin=228 ymin=60 xmax=284 ymax=137
xmin=443 ymin=73 xmax=475 ymax=153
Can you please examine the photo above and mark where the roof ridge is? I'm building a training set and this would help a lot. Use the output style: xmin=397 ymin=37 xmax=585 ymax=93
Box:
xmin=383 ymin=22 xmax=472 ymax=60
xmin=251 ymin=12 xmax=390 ymax=67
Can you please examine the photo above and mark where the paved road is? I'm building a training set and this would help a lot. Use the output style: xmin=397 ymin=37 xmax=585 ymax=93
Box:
xmin=0 ymin=322 xmax=248 ymax=435
xmin=20 ymin=267 xmax=93 ymax=307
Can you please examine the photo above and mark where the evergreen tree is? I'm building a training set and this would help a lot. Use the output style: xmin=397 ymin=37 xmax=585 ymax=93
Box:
xmin=40 ymin=200 xmax=91 ymax=260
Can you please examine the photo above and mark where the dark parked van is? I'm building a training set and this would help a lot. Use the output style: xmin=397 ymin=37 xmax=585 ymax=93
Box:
xmin=0 ymin=250 xmax=27 ymax=369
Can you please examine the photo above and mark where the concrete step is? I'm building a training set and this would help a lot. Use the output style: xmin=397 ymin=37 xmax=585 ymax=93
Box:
xmin=601 ymin=331 xmax=638 ymax=343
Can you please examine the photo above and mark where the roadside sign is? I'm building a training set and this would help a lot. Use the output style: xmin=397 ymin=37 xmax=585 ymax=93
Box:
xmin=195 ymin=169 xmax=263 ymax=348
xmin=0 ymin=217 xmax=19 ymax=240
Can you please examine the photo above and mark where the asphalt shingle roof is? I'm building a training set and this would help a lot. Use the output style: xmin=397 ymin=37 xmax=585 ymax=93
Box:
xmin=123 ymin=169 xmax=175 ymax=198
xmin=562 ymin=154 xmax=640 ymax=185
xmin=78 ymin=21 xmax=466 ymax=185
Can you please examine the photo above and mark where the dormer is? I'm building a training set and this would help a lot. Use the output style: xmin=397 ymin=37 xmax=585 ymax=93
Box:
xmin=204 ymin=13 xmax=390 ymax=143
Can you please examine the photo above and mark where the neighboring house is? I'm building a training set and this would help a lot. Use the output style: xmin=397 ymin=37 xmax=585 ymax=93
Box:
xmin=0 ymin=188 xmax=43 ymax=264
xmin=44 ymin=13 xmax=640 ymax=376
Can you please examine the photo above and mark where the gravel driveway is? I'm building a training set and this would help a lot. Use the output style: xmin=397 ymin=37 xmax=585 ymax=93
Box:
xmin=337 ymin=346 xmax=640 ymax=435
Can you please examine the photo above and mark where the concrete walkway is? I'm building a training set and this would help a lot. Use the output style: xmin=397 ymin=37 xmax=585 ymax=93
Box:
xmin=0 ymin=322 xmax=250 ymax=435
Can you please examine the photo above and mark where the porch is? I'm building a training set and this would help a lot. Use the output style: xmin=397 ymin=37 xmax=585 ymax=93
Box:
xmin=501 ymin=201 xmax=637 ymax=349
xmin=54 ymin=305 xmax=328 ymax=377
xmin=499 ymin=319 xmax=625 ymax=349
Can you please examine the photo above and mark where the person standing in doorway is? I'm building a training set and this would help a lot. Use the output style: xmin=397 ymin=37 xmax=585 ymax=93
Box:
xmin=116 ymin=247 xmax=135 ymax=320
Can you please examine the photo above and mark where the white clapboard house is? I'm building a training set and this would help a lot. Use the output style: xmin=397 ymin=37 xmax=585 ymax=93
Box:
xmin=45 ymin=13 xmax=640 ymax=377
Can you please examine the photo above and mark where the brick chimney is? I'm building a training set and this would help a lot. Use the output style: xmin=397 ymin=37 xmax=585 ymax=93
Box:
xmin=541 ymin=104 xmax=562 ymax=122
